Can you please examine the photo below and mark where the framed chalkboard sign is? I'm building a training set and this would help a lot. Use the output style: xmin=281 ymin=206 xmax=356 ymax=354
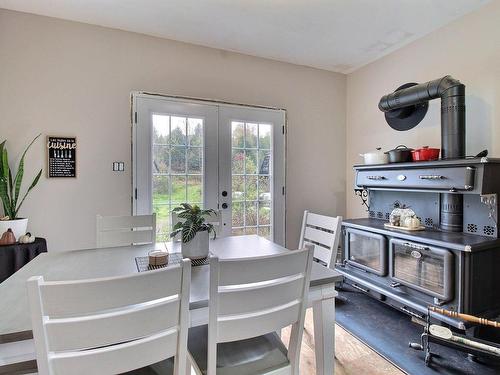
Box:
xmin=46 ymin=136 xmax=77 ymax=178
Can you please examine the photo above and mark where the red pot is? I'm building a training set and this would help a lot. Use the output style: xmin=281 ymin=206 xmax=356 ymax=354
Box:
xmin=411 ymin=146 xmax=440 ymax=161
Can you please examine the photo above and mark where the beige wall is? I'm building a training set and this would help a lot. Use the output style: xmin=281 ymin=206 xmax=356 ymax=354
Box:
xmin=0 ymin=9 xmax=346 ymax=251
xmin=346 ymin=1 xmax=500 ymax=218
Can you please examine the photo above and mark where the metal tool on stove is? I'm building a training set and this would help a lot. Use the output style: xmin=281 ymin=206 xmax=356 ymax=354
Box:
xmin=409 ymin=306 xmax=500 ymax=366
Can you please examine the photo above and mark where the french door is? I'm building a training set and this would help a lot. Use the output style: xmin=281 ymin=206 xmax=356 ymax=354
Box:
xmin=133 ymin=95 xmax=285 ymax=245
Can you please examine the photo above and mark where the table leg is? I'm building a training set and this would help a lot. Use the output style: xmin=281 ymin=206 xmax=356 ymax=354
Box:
xmin=313 ymin=295 xmax=335 ymax=375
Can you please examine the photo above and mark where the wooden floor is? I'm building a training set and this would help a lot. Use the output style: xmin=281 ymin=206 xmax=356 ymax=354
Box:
xmin=282 ymin=308 xmax=405 ymax=375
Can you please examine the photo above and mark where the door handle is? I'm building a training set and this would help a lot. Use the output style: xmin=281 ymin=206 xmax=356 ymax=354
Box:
xmin=221 ymin=203 xmax=228 ymax=209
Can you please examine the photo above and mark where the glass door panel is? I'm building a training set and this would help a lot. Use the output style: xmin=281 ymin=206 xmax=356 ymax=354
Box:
xmin=230 ymin=122 xmax=273 ymax=239
xmin=219 ymin=106 xmax=285 ymax=245
xmin=134 ymin=97 xmax=218 ymax=242
xmin=151 ymin=114 xmax=204 ymax=241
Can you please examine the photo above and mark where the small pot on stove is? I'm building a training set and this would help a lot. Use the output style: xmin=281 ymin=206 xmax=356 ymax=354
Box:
xmin=412 ymin=146 xmax=440 ymax=161
xmin=385 ymin=145 xmax=413 ymax=163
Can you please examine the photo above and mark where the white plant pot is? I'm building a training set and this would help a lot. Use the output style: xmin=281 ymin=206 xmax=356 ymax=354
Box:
xmin=181 ymin=230 xmax=209 ymax=259
xmin=0 ymin=218 xmax=28 ymax=241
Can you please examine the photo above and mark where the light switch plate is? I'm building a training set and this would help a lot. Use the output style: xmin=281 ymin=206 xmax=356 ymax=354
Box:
xmin=113 ymin=162 xmax=125 ymax=172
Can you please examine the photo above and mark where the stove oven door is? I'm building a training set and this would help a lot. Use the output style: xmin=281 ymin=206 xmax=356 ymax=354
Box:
xmin=389 ymin=239 xmax=454 ymax=301
xmin=345 ymin=228 xmax=387 ymax=276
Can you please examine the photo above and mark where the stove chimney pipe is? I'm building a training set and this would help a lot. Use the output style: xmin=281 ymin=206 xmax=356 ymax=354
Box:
xmin=378 ymin=76 xmax=466 ymax=232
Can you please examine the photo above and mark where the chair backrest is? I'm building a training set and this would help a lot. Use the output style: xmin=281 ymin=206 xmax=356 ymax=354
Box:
xmin=27 ymin=260 xmax=191 ymax=375
xmin=96 ymin=214 xmax=156 ymax=248
xmin=299 ymin=210 xmax=342 ymax=268
xmin=207 ymin=245 xmax=314 ymax=375
xmin=171 ymin=210 xmax=221 ymax=242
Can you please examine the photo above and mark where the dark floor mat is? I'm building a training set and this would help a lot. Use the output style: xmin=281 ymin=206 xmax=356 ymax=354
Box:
xmin=335 ymin=286 xmax=500 ymax=375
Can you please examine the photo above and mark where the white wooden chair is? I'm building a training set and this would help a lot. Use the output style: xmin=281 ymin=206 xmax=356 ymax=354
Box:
xmin=96 ymin=214 xmax=156 ymax=248
xmin=171 ymin=210 xmax=221 ymax=242
xmin=187 ymin=244 xmax=314 ymax=375
xmin=299 ymin=210 xmax=342 ymax=269
xmin=27 ymin=260 xmax=191 ymax=375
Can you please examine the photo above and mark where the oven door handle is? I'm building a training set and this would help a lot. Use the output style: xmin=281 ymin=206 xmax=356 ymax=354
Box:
xmin=402 ymin=242 xmax=430 ymax=251
xmin=419 ymin=175 xmax=445 ymax=180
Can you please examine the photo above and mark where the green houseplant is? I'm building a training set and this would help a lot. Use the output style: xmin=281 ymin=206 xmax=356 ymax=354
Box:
xmin=0 ymin=135 xmax=43 ymax=239
xmin=170 ymin=203 xmax=217 ymax=259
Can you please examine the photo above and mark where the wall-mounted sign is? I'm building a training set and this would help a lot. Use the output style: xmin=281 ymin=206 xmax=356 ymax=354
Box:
xmin=46 ymin=136 xmax=77 ymax=178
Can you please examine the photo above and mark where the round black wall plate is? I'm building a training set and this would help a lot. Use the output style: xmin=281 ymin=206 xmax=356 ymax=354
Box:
xmin=385 ymin=82 xmax=429 ymax=131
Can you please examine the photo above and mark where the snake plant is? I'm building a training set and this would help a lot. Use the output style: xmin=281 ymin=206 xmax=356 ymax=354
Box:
xmin=0 ymin=135 xmax=42 ymax=219
xmin=170 ymin=203 xmax=217 ymax=243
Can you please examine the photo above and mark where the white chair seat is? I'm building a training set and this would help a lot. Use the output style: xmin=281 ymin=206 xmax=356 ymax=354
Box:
xmin=187 ymin=325 xmax=289 ymax=375
xmin=121 ymin=358 xmax=174 ymax=374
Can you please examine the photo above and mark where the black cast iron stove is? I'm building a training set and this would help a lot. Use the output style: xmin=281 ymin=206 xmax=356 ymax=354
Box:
xmin=337 ymin=76 xmax=500 ymax=331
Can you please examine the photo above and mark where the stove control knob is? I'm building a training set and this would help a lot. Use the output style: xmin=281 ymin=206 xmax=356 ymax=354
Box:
xmin=397 ymin=174 xmax=406 ymax=181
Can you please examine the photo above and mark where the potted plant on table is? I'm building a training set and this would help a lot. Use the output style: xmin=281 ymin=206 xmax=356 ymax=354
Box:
xmin=0 ymin=135 xmax=42 ymax=240
xmin=170 ymin=203 xmax=217 ymax=259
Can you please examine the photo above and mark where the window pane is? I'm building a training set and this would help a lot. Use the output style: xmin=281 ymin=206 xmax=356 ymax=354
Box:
xmin=153 ymin=175 xmax=170 ymax=204
xmin=171 ymin=176 xmax=187 ymax=202
xmin=245 ymin=202 xmax=258 ymax=226
xmin=154 ymin=205 xmax=170 ymax=238
xmin=187 ymin=175 xmax=202 ymax=203
xmin=245 ymin=123 xmax=258 ymax=148
xmin=153 ymin=145 xmax=170 ymax=174
xmin=245 ymin=150 xmax=258 ymax=174
xmin=258 ymin=226 xmax=271 ymax=239
xmin=171 ymin=147 xmax=186 ymax=174
xmin=232 ymin=175 xmax=244 ymax=201
xmin=188 ymin=118 xmax=203 ymax=146
xmin=157 ymin=232 xmax=170 ymax=242
xmin=232 ymin=227 xmax=245 ymax=236
xmin=245 ymin=176 xmax=258 ymax=201
xmin=258 ymin=176 xmax=271 ymax=201
xmin=245 ymin=227 xmax=258 ymax=235
xmin=152 ymin=115 xmax=170 ymax=144
xmin=259 ymin=124 xmax=272 ymax=149
xmin=232 ymin=202 xmax=244 ymax=227
xmin=258 ymin=201 xmax=271 ymax=225
xmin=232 ymin=149 xmax=245 ymax=174
xmin=170 ymin=116 xmax=187 ymax=145
xmin=187 ymin=148 xmax=202 ymax=174
xmin=232 ymin=121 xmax=245 ymax=148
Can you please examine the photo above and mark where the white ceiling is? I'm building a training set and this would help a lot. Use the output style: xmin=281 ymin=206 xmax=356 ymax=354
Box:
xmin=0 ymin=0 xmax=490 ymax=73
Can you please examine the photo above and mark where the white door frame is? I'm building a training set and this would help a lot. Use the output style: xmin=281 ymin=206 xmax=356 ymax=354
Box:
xmin=132 ymin=94 xmax=219 ymax=217
xmin=131 ymin=93 xmax=286 ymax=245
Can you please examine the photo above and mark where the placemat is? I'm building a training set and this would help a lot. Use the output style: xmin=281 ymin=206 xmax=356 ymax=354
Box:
xmin=135 ymin=253 xmax=209 ymax=272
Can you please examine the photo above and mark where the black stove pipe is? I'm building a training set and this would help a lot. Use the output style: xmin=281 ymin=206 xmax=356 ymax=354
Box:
xmin=378 ymin=76 xmax=466 ymax=232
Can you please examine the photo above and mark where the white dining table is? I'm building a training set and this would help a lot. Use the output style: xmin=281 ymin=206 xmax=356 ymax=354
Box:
xmin=0 ymin=235 xmax=342 ymax=374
